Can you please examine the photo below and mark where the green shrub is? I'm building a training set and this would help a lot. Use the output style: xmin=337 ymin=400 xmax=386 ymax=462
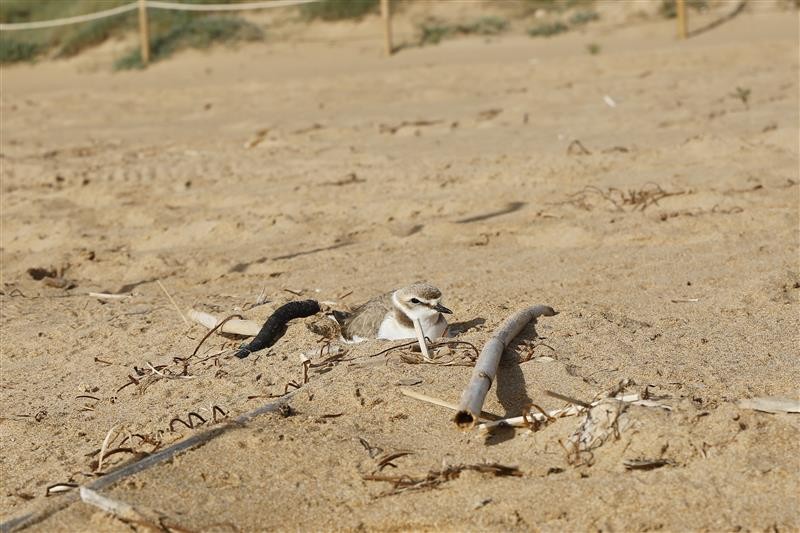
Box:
xmin=0 ymin=38 xmax=41 ymax=63
xmin=114 ymin=16 xmax=263 ymax=70
xmin=299 ymin=0 xmax=379 ymax=21
xmin=522 ymin=0 xmax=594 ymax=14
xmin=58 ymin=14 xmax=133 ymax=58
xmin=418 ymin=16 xmax=509 ymax=46
xmin=527 ymin=21 xmax=568 ymax=37
xmin=660 ymin=0 xmax=708 ymax=18
xmin=418 ymin=19 xmax=451 ymax=45
xmin=0 ymin=0 xmax=258 ymax=62
xmin=569 ymin=10 xmax=599 ymax=26
xmin=456 ymin=16 xmax=508 ymax=36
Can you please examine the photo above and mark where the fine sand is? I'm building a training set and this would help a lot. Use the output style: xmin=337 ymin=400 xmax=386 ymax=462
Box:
xmin=1 ymin=3 xmax=798 ymax=531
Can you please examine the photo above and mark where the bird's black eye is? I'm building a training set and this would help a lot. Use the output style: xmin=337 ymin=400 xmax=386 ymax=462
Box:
xmin=410 ymin=298 xmax=420 ymax=304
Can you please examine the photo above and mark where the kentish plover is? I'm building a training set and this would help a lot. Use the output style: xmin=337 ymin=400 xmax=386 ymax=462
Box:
xmin=334 ymin=282 xmax=452 ymax=342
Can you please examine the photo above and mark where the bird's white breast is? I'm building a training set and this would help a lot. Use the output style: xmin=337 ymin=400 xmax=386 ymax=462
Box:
xmin=377 ymin=312 xmax=447 ymax=340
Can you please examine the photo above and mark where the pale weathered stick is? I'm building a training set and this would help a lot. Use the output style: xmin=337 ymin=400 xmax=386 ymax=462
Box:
xmin=401 ymin=387 xmax=458 ymax=412
xmin=137 ymin=0 xmax=150 ymax=65
xmin=412 ymin=318 xmax=432 ymax=361
xmin=380 ymin=0 xmax=392 ymax=56
xmin=79 ymin=487 xmax=161 ymax=529
xmin=186 ymin=309 xmax=261 ymax=337
xmin=676 ymin=0 xmax=688 ymax=39
xmin=454 ymin=305 xmax=557 ymax=428
xmin=400 ymin=388 xmax=500 ymax=421
xmin=88 ymin=292 xmax=131 ymax=300
xmin=477 ymin=393 xmax=671 ymax=432
xmin=738 ymin=397 xmax=800 ymax=414
xmin=478 ymin=405 xmax=583 ymax=432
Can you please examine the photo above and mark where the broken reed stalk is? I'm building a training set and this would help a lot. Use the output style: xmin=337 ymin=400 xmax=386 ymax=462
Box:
xmin=412 ymin=318 xmax=432 ymax=361
xmin=454 ymin=305 xmax=557 ymax=428
xmin=187 ymin=309 xmax=260 ymax=337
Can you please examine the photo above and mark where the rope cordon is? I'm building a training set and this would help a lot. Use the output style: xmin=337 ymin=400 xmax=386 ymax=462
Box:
xmin=0 ymin=0 xmax=320 ymax=31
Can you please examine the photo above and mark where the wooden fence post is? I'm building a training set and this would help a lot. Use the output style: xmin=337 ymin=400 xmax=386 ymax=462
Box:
xmin=138 ymin=0 xmax=150 ymax=65
xmin=381 ymin=0 xmax=392 ymax=56
xmin=676 ymin=0 xmax=688 ymax=39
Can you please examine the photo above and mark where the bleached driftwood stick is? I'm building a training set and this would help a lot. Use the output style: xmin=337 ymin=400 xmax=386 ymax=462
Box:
xmin=477 ymin=393 xmax=671 ymax=433
xmin=88 ymin=292 xmax=131 ymax=300
xmin=187 ymin=309 xmax=261 ymax=337
xmin=412 ymin=318 xmax=432 ymax=362
xmin=454 ymin=305 xmax=557 ymax=428
xmin=80 ymin=487 xmax=149 ymax=524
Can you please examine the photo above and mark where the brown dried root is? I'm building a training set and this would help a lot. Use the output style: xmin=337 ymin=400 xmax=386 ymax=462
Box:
xmin=363 ymin=463 xmax=521 ymax=496
xmin=557 ymin=183 xmax=687 ymax=212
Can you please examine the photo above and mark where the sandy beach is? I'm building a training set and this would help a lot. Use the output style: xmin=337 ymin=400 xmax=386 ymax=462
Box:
xmin=1 ymin=2 xmax=798 ymax=531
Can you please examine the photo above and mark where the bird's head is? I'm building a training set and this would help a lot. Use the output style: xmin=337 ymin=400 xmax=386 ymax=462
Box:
xmin=394 ymin=282 xmax=452 ymax=321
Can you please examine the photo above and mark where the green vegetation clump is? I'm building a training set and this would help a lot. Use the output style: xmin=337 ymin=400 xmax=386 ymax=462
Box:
xmin=527 ymin=21 xmax=568 ymax=38
xmin=521 ymin=0 xmax=594 ymax=15
xmin=0 ymin=38 xmax=41 ymax=63
xmin=0 ymin=0 xmax=264 ymax=66
xmin=660 ymin=0 xmax=708 ymax=18
xmin=299 ymin=0 xmax=379 ymax=21
xmin=418 ymin=20 xmax=450 ymax=46
xmin=569 ymin=10 xmax=599 ymax=26
xmin=456 ymin=16 xmax=508 ymax=36
xmin=526 ymin=4 xmax=599 ymax=39
xmin=115 ymin=15 xmax=263 ymax=70
xmin=417 ymin=16 xmax=509 ymax=46
xmin=0 ymin=0 xmax=133 ymax=63
xmin=58 ymin=13 xmax=133 ymax=58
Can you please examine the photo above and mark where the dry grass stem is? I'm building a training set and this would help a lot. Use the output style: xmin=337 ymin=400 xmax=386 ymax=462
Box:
xmin=157 ymin=280 xmax=188 ymax=326
xmin=96 ymin=424 xmax=120 ymax=473
xmin=400 ymin=387 xmax=501 ymax=421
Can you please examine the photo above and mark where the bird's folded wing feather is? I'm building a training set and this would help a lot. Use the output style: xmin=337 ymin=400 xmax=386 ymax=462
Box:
xmin=341 ymin=291 xmax=394 ymax=339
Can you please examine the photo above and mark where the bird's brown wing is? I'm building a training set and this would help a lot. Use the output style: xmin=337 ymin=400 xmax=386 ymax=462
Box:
xmin=341 ymin=291 xmax=393 ymax=339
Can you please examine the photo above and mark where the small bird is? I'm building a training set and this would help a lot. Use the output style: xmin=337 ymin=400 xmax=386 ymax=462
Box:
xmin=333 ymin=282 xmax=452 ymax=342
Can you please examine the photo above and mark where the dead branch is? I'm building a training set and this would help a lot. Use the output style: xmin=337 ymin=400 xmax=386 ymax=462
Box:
xmin=455 ymin=305 xmax=557 ymax=428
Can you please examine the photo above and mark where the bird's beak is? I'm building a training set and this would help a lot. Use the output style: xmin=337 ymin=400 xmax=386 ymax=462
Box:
xmin=434 ymin=303 xmax=452 ymax=314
